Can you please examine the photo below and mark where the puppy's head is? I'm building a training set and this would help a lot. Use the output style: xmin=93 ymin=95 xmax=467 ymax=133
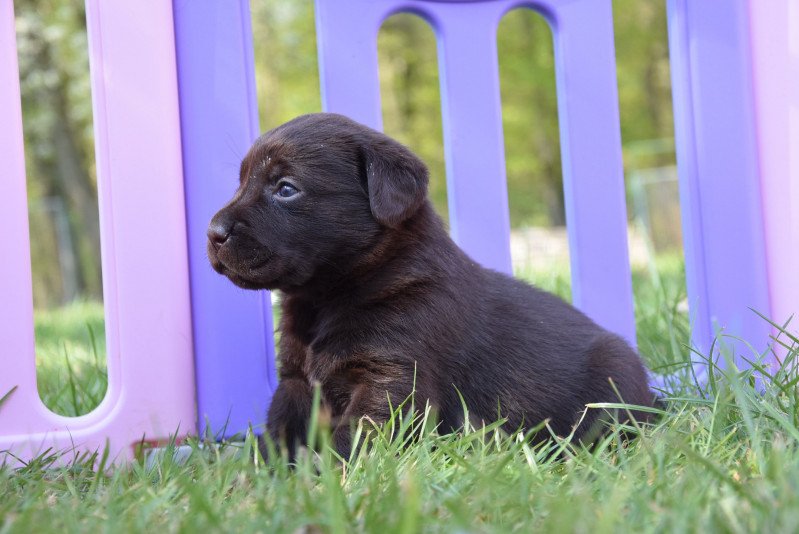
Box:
xmin=207 ymin=113 xmax=429 ymax=291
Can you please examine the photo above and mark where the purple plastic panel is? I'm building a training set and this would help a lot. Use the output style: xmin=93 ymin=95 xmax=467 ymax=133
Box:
xmin=315 ymin=0 xmax=636 ymax=345
xmin=173 ymin=0 xmax=277 ymax=438
xmin=1 ymin=0 xmax=195 ymax=465
xmin=667 ymin=0 xmax=773 ymax=372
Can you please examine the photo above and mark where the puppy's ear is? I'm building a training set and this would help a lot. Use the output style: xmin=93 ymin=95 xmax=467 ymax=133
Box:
xmin=360 ymin=133 xmax=429 ymax=228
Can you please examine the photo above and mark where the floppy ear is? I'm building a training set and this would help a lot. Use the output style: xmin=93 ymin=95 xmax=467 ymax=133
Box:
xmin=359 ymin=133 xmax=429 ymax=228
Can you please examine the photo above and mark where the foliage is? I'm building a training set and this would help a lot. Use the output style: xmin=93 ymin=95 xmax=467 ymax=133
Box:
xmin=498 ymin=10 xmax=564 ymax=227
xmin=378 ymin=13 xmax=448 ymax=221
xmin=34 ymin=300 xmax=106 ymax=417
xmin=16 ymin=0 xmax=102 ymax=306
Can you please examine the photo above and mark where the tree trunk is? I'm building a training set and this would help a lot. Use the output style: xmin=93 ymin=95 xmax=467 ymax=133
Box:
xmin=50 ymin=82 xmax=103 ymax=301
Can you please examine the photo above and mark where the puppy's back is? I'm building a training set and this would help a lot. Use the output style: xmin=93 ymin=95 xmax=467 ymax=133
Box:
xmin=435 ymin=266 xmax=653 ymax=440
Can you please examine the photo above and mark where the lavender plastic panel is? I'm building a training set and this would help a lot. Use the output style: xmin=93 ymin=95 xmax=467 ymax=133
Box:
xmin=667 ymin=0 xmax=772 ymax=370
xmin=173 ymin=0 xmax=277 ymax=438
xmin=549 ymin=1 xmax=635 ymax=344
xmin=315 ymin=0 xmax=636 ymax=346
xmin=436 ymin=5 xmax=513 ymax=274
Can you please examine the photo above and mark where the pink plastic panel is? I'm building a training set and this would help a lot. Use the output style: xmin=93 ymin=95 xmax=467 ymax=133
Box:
xmin=666 ymin=0 xmax=772 ymax=376
xmin=0 ymin=0 xmax=196 ymax=465
xmin=749 ymin=0 xmax=799 ymax=343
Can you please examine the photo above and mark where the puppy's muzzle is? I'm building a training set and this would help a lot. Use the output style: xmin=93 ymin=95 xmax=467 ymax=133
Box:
xmin=207 ymin=220 xmax=232 ymax=252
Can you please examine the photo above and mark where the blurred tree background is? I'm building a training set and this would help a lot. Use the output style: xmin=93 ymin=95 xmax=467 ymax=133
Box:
xmin=16 ymin=0 xmax=100 ymax=308
xmin=16 ymin=0 xmax=678 ymax=309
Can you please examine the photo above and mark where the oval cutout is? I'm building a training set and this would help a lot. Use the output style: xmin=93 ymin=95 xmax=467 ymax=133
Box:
xmin=613 ymin=0 xmax=688 ymax=366
xmin=497 ymin=8 xmax=570 ymax=300
xmin=16 ymin=0 xmax=107 ymax=416
xmin=378 ymin=12 xmax=448 ymax=223
xmin=250 ymin=0 xmax=321 ymax=131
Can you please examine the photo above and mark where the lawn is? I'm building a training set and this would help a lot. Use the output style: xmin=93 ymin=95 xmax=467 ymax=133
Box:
xmin=2 ymin=259 xmax=798 ymax=532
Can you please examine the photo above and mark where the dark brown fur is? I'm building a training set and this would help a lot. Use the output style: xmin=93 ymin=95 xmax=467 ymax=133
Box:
xmin=207 ymin=113 xmax=655 ymax=460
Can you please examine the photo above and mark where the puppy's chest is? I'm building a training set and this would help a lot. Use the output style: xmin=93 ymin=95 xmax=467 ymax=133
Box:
xmin=283 ymin=306 xmax=383 ymax=409
xmin=282 ymin=335 xmax=366 ymax=417
xmin=281 ymin=308 xmax=363 ymax=383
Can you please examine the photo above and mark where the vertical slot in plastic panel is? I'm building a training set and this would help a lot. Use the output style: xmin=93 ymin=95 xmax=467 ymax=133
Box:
xmin=547 ymin=1 xmax=635 ymax=344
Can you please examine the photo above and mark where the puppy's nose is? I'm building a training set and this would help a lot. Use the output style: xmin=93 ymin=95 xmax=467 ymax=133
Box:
xmin=207 ymin=220 xmax=233 ymax=250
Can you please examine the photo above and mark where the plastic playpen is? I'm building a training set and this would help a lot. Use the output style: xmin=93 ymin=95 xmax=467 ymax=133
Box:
xmin=1 ymin=0 xmax=796 ymax=464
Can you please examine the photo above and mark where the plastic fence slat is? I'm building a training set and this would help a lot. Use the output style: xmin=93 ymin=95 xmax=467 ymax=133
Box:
xmin=173 ymin=0 xmax=278 ymax=439
xmin=667 ymin=0 xmax=773 ymax=370
xmin=0 ymin=0 xmax=39 ymax=435
xmin=550 ymin=1 xmax=635 ymax=344
xmin=749 ymin=0 xmax=799 ymax=349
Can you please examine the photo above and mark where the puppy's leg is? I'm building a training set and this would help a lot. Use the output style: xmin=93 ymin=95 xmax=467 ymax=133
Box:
xmin=579 ymin=334 xmax=655 ymax=443
xmin=262 ymin=377 xmax=313 ymax=463
xmin=331 ymin=380 xmax=413 ymax=459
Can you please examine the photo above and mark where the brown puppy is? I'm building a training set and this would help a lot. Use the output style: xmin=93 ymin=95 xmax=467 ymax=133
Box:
xmin=207 ymin=113 xmax=654 ymax=459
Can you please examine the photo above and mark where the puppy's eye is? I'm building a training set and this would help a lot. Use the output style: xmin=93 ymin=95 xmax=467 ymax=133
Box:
xmin=275 ymin=182 xmax=299 ymax=199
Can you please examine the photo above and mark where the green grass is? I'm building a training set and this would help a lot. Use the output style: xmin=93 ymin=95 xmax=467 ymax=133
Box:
xmin=33 ymin=300 xmax=107 ymax=417
xmin=4 ymin=260 xmax=799 ymax=532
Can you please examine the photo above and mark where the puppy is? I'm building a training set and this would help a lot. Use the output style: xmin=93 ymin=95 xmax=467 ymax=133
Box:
xmin=207 ymin=113 xmax=654 ymax=459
